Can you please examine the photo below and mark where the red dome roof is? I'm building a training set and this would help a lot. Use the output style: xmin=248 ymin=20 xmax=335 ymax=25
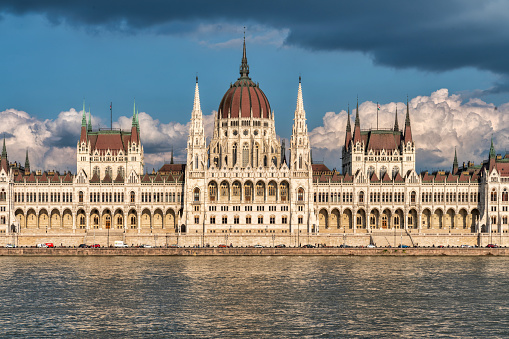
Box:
xmin=218 ymin=78 xmax=271 ymax=119
xmin=218 ymin=39 xmax=271 ymax=119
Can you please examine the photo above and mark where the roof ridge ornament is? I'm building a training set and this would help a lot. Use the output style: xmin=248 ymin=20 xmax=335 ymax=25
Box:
xmin=239 ymin=28 xmax=250 ymax=79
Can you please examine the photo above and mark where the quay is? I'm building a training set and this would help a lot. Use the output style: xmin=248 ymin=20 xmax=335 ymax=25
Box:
xmin=1 ymin=247 xmax=509 ymax=256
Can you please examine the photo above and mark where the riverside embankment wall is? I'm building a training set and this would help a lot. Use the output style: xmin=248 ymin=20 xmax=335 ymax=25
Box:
xmin=1 ymin=232 xmax=508 ymax=248
xmin=1 ymin=247 xmax=509 ymax=256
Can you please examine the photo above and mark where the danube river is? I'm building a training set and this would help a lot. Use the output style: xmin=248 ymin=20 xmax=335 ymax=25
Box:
xmin=1 ymin=256 xmax=508 ymax=338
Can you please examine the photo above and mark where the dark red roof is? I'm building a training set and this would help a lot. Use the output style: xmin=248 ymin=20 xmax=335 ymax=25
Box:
xmin=394 ymin=172 xmax=404 ymax=183
xmin=495 ymin=163 xmax=509 ymax=176
xmin=159 ymin=164 xmax=186 ymax=172
xmin=370 ymin=172 xmax=379 ymax=182
xmin=141 ymin=173 xmax=151 ymax=183
xmin=366 ymin=131 xmax=401 ymax=151
xmin=90 ymin=172 xmax=100 ymax=183
xmin=218 ymin=78 xmax=270 ymax=119
xmin=312 ymin=164 xmax=330 ymax=172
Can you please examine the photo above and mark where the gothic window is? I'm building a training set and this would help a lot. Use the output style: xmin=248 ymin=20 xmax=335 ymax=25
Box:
xmin=220 ymin=182 xmax=229 ymax=198
xmin=79 ymin=191 xmax=83 ymax=203
xmin=298 ymin=188 xmax=304 ymax=201
xmin=244 ymin=182 xmax=252 ymax=202
xmin=392 ymin=166 xmax=399 ymax=178
xmin=280 ymin=182 xmax=288 ymax=202
xmin=367 ymin=166 xmax=375 ymax=178
xmin=232 ymin=182 xmax=241 ymax=197
xmin=105 ymin=166 xmax=112 ymax=178
xmin=93 ymin=166 xmax=100 ymax=178
xmin=380 ymin=166 xmax=387 ymax=178
xmin=491 ymin=189 xmax=498 ymax=202
xmin=130 ymin=191 xmax=135 ymax=203
xmin=254 ymin=143 xmax=259 ymax=168
xmin=502 ymin=188 xmax=508 ymax=202
xmin=359 ymin=191 xmax=364 ymax=203
xmin=233 ymin=144 xmax=238 ymax=166
xmin=242 ymin=143 xmax=249 ymax=167
xmin=193 ymin=188 xmax=200 ymax=202
xmin=268 ymin=182 xmax=276 ymax=197
xmin=272 ymin=156 xmax=277 ymax=167
xmin=299 ymin=155 xmax=302 ymax=169
xmin=208 ymin=182 xmax=217 ymax=201
xmin=256 ymin=182 xmax=264 ymax=197
xmin=411 ymin=191 xmax=416 ymax=203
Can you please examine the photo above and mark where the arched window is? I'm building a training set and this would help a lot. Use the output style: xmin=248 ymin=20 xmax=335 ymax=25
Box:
xmin=280 ymin=183 xmax=288 ymax=202
xmin=392 ymin=166 xmax=399 ymax=178
xmin=244 ymin=182 xmax=252 ymax=202
xmin=220 ymin=182 xmax=229 ymax=198
xmin=232 ymin=182 xmax=241 ymax=197
xmin=105 ymin=166 xmax=112 ymax=178
xmin=208 ymin=182 xmax=217 ymax=201
xmin=298 ymin=188 xmax=304 ymax=201
xmin=380 ymin=166 xmax=387 ymax=178
xmin=117 ymin=166 xmax=124 ymax=179
xmin=299 ymin=156 xmax=303 ymax=169
xmin=268 ymin=182 xmax=276 ymax=197
xmin=272 ymin=156 xmax=277 ymax=167
xmin=359 ymin=191 xmax=364 ymax=203
xmin=411 ymin=191 xmax=416 ymax=203
xmin=93 ymin=166 xmax=100 ymax=178
xmin=130 ymin=191 xmax=135 ymax=203
xmin=367 ymin=166 xmax=375 ymax=178
xmin=264 ymin=156 xmax=267 ymax=167
xmin=195 ymin=155 xmax=199 ymax=169
xmin=254 ymin=143 xmax=259 ymax=167
xmin=242 ymin=143 xmax=249 ymax=167
xmin=502 ymin=188 xmax=508 ymax=202
xmin=256 ymin=182 xmax=264 ymax=197
xmin=232 ymin=144 xmax=238 ymax=166
xmin=491 ymin=189 xmax=498 ymax=202
xmin=79 ymin=191 xmax=84 ymax=203
xmin=194 ymin=188 xmax=200 ymax=202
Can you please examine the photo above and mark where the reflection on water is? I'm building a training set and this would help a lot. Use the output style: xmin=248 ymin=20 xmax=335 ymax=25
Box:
xmin=1 ymin=256 xmax=509 ymax=337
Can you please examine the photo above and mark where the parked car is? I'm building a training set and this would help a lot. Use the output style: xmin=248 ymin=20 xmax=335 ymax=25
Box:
xmin=302 ymin=244 xmax=315 ymax=248
xmin=367 ymin=244 xmax=376 ymax=248
xmin=253 ymin=244 xmax=264 ymax=248
xmin=169 ymin=244 xmax=180 ymax=248
xmin=218 ymin=244 xmax=228 ymax=248
xmin=487 ymin=244 xmax=499 ymax=248
xmin=45 ymin=243 xmax=54 ymax=248
xmin=461 ymin=245 xmax=473 ymax=248
xmin=90 ymin=244 xmax=100 ymax=248
xmin=138 ymin=244 xmax=152 ymax=248
xmin=275 ymin=244 xmax=286 ymax=248
xmin=36 ymin=243 xmax=48 ymax=248
xmin=398 ymin=244 xmax=410 ymax=248
xmin=5 ymin=244 xmax=16 ymax=248
xmin=78 ymin=244 xmax=88 ymax=248
xmin=437 ymin=245 xmax=445 ymax=248
xmin=339 ymin=244 xmax=351 ymax=248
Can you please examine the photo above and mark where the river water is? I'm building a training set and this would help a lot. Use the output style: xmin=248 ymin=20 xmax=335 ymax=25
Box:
xmin=0 ymin=256 xmax=508 ymax=338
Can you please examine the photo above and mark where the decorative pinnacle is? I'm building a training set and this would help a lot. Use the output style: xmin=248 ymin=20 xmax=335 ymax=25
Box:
xmin=1 ymin=134 xmax=6 ymax=159
xmin=355 ymin=96 xmax=360 ymax=126
xmin=82 ymin=99 xmax=87 ymax=127
xmin=405 ymin=95 xmax=411 ymax=126
xmin=193 ymin=76 xmax=202 ymax=113
xmin=346 ymin=104 xmax=351 ymax=132
xmin=394 ymin=105 xmax=399 ymax=131
xmin=25 ymin=149 xmax=30 ymax=169
xmin=239 ymin=30 xmax=250 ymax=79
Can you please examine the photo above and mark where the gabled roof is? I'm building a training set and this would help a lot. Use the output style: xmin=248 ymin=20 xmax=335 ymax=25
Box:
xmin=343 ymin=173 xmax=353 ymax=183
xmin=103 ymin=172 xmax=112 ymax=183
xmin=495 ymin=163 xmax=509 ymax=176
xmin=154 ymin=172 xmax=163 ymax=183
xmin=421 ymin=172 xmax=433 ymax=183
xmin=141 ymin=173 xmax=151 ymax=183
xmin=382 ymin=172 xmax=391 ymax=183
xmin=370 ymin=172 xmax=379 ymax=183
xmin=365 ymin=130 xmax=402 ymax=151
xmin=26 ymin=172 xmax=36 ymax=183
xmin=446 ymin=173 xmax=457 ymax=183
xmin=458 ymin=172 xmax=470 ymax=182
xmin=90 ymin=172 xmax=100 ymax=183
xmin=393 ymin=172 xmax=404 ymax=183
xmin=114 ymin=172 xmax=124 ymax=183
xmin=331 ymin=172 xmax=341 ymax=183
xmin=159 ymin=164 xmax=186 ymax=173
xmin=40 ymin=172 xmax=48 ymax=182
xmin=62 ymin=172 xmax=73 ymax=183
xmin=50 ymin=172 xmax=60 ymax=183
xmin=15 ymin=172 xmax=23 ymax=182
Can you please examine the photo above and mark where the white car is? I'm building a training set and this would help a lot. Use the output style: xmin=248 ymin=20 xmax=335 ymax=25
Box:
xmin=5 ymin=244 xmax=15 ymax=248
xmin=461 ymin=245 xmax=473 ymax=248
xmin=367 ymin=244 xmax=376 ymax=248
xmin=36 ymin=243 xmax=48 ymax=248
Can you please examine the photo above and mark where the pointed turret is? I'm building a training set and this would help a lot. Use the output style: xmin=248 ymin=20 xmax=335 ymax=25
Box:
xmin=453 ymin=147 xmax=458 ymax=174
xmin=489 ymin=137 xmax=496 ymax=171
xmin=290 ymin=76 xmax=311 ymax=170
xmin=80 ymin=100 xmax=88 ymax=142
xmin=344 ymin=104 xmax=352 ymax=148
xmin=170 ymin=147 xmax=174 ymax=164
xmin=404 ymin=97 xmax=413 ymax=143
xmin=0 ymin=136 xmax=8 ymax=173
xmin=394 ymin=105 xmax=399 ymax=131
xmin=187 ymin=76 xmax=206 ymax=170
xmin=25 ymin=149 xmax=30 ymax=174
xmin=353 ymin=97 xmax=362 ymax=143
xmin=131 ymin=100 xmax=139 ymax=144
xmin=87 ymin=109 xmax=92 ymax=132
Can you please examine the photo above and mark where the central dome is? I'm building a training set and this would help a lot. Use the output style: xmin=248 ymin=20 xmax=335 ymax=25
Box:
xmin=218 ymin=39 xmax=271 ymax=119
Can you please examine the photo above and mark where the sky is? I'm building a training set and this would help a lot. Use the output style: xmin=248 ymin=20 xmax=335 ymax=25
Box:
xmin=0 ymin=0 xmax=508 ymax=173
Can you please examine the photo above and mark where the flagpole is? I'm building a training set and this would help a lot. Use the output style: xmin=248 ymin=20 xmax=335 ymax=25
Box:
xmin=110 ymin=102 xmax=112 ymax=130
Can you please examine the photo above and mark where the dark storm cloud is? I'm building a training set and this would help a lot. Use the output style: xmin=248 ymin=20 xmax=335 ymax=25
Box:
xmin=2 ymin=0 xmax=509 ymax=75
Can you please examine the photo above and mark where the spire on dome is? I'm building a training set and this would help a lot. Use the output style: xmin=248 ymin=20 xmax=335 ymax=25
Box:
xmin=394 ymin=105 xmax=399 ymax=131
xmin=239 ymin=29 xmax=250 ymax=79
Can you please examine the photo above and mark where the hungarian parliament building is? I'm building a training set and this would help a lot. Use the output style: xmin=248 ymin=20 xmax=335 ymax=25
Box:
xmin=0 ymin=40 xmax=508 ymax=238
